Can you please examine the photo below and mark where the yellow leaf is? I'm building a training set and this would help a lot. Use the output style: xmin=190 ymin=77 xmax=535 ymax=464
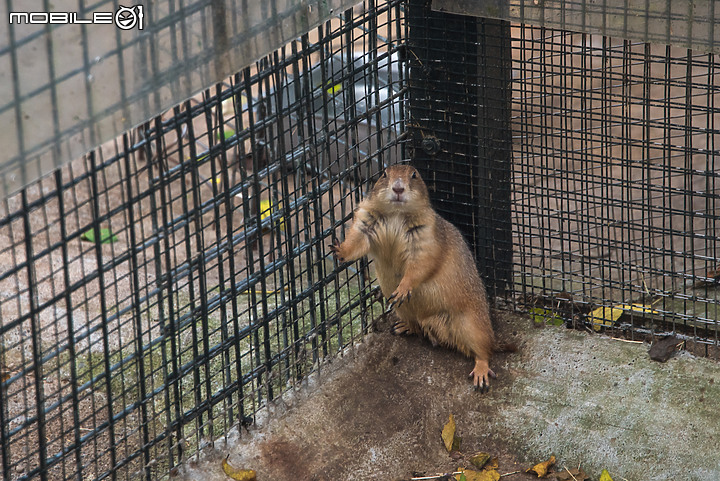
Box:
xmin=526 ymin=455 xmax=556 ymax=477
xmin=326 ymin=82 xmax=343 ymax=95
xmin=239 ymin=286 xmax=290 ymax=296
xmin=259 ymin=199 xmax=285 ymax=229
xmin=455 ymin=468 xmax=500 ymax=481
xmin=588 ymin=306 xmax=623 ymax=331
xmin=451 ymin=435 xmax=462 ymax=452
xmin=259 ymin=199 xmax=273 ymax=220
xmin=221 ymin=456 xmax=256 ymax=481
xmin=469 ymin=452 xmax=491 ymax=469
xmin=599 ymin=469 xmax=614 ymax=481
xmin=618 ymin=303 xmax=658 ymax=315
xmin=441 ymin=414 xmax=456 ymax=452
xmin=590 ymin=303 xmax=659 ymax=331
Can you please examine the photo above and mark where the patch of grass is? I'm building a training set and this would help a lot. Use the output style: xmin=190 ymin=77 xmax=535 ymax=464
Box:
xmin=51 ymin=274 xmax=383 ymax=470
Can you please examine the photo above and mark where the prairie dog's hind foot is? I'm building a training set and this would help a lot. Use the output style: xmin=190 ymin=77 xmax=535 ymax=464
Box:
xmin=469 ymin=358 xmax=496 ymax=393
xmin=391 ymin=319 xmax=416 ymax=336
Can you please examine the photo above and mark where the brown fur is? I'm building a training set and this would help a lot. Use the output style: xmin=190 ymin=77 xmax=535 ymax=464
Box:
xmin=330 ymin=165 xmax=496 ymax=391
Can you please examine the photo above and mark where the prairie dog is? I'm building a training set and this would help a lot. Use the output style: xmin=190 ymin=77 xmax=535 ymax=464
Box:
xmin=330 ymin=164 xmax=496 ymax=391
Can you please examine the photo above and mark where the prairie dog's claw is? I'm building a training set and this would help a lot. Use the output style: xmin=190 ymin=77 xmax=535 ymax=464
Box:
xmin=391 ymin=320 xmax=411 ymax=335
xmin=387 ymin=287 xmax=411 ymax=310
xmin=329 ymin=240 xmax=345 ymax=262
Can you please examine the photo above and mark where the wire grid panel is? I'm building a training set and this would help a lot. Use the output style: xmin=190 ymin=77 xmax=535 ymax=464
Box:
xmin=0 ymin=1 xmax=406 ymax=479
xmin=432 ymin=0 xmax=720 ymax=56
xmin=511 ymin=27 xmax=720 ymax=352
xmin=405 ymin=1 xmax=514 ymax=297
xmin=0 ymin=0 xmax=360 ymax=199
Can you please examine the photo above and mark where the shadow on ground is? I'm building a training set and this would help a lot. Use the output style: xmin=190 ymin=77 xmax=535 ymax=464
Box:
xmin=179 ymin=311 xmax=720 ymax=481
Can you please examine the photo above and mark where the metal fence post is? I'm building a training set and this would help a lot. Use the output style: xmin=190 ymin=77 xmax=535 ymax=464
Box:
xmin=407 ymin=0 xmax=513 ymax=297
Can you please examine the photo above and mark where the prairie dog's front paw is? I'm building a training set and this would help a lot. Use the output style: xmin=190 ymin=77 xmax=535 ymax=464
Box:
xmin=388 ymin=283 xmax=412 ymax=310
xmin=329 ymin=239 xmax=346 ymax=262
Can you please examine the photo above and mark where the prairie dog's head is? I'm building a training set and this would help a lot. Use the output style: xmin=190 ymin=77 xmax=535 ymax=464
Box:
xmin=370 ymin=164 xmax=429 ymax=211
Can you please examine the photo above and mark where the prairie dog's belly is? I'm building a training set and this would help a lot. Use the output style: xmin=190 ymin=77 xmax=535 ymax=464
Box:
xmin=372 ymin=260 xmax=402 ymax=298
xmin=368 ymin=215 xmax=410 ymax=296
xmin=366 ymin=213 xmax=450 ymax=318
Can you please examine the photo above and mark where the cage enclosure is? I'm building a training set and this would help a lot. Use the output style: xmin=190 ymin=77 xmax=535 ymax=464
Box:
xmin=1 ymin=0 xmax=719 ymax=480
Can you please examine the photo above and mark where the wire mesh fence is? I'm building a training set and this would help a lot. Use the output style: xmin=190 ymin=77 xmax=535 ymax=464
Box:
xmin=0 ymin=1 xmax=405 ymax=479
xmin=406 ymin=0 xmax=719 ymax=354
xmin=3 ymin=0 xmax=720 ymax=480
xmin=406 ymin=4 xmax=514 ymax=298
xmin=0 ymin=0 xmax=361 ymax=198
xmin=510 ymin=27 xmax=720 ymax=354
xmin=432 ymin=0 xmax=720 ymax=56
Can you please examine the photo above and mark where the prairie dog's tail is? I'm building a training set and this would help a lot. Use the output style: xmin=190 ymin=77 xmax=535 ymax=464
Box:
xmin=493 ymin=341 xmax=518 ymax=353
xmin=489 ymin=309 xmax=519 ymax=353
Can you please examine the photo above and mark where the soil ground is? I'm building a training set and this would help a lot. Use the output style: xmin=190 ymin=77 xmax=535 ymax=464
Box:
xmin=177 ymin=310 xmax=720 ymax=481
xmin=178 ymin=310 xmax=535 ymax=481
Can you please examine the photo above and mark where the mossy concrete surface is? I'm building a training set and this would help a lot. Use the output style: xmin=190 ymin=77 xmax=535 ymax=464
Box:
xmin=179 ymin=312 xmax=720 ymax=481
xmin=492 ymin=325 xmax=720 ymax=481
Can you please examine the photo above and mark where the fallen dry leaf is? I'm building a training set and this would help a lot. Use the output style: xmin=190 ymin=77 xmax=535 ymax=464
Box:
xmin=455 ymin=467 xmax=500 ymax=481
xmin=221 ymin=456 xmax=256 ymax=481
xmin=469 ymin=452 xmax=491 ymax=470
xmin=589 ymin=303 xmax=658 ymax=331
xmin=649 ymin=335 xmax=682 ymax=363
xmin=526 ymin=455 xmax=556 ymax=477
xmin=622 ymin=303 xmax=658 ymax=315
xmin=692 ymin=267 xmax=720 ymax=288
xmin=442 ymin=414 xmax=457 ymax=452
xmin=598 ymin=469 xmax=614 ymax=481
xmin=452 ymin=435 xmax=462 ymax=452
xmin=588 ymin=306 xmax=623 ymax=331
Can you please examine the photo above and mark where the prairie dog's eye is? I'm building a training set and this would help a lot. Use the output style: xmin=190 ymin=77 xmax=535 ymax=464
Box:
xmin=411 ymin=171 xmax=417 ymax=179
xmin=381 ymin=171 xmax=387 ymax=178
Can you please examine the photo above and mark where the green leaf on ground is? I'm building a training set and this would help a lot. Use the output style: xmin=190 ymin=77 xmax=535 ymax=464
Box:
xmin=81 ymin=228 xmax=118 ymax=244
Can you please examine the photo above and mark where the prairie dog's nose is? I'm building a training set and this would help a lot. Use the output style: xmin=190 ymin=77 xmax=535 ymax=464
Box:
xmin=392 ymin=180 xmax=405 ymax=195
